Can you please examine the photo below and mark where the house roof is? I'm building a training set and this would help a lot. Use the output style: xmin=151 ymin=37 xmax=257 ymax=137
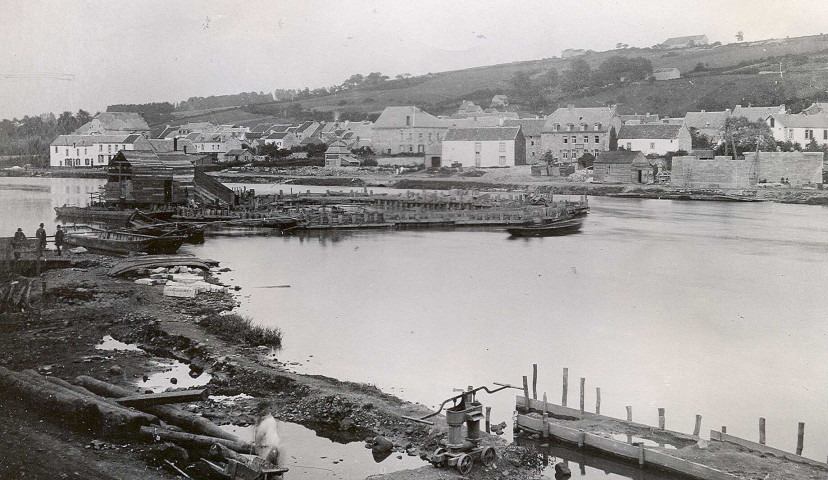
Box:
xmin=619 ymin=124 xmax=685 ymax=139
xmin=543 ymin=106 xmax=617 ymax=132
xmin=802 ymin=103 xmax=828 ymax=115
xmin=444 ymin=127 xmax=521 ymax=142
xmin=594 ymin=151 xmax=646 ymax=165
xmin=265 ymin=132 xmax=293 ymax=140
xmin=157 ymin=126 xmax=177 ymax=139
xmin=326 ymin=139 xmax=351 ymax=154
xmin=769 ymin=113 xmax=828 ymax=128
xmin=503 ymin=119 xmax=545 ymax=136
xmin=268 ymin=124 xmax=292 ymax=133
xmin=112 ymin=150 xmax=167 ymax=169
xmin=50 ymin=134 xmax=144 ymax=146
xmin=145 ymin=138 xmax=196 ymax=153
xmin=683 ymin=110 xmax=728 ymax=130
xmin=75 ymin=112 xmax=150 ymax=134
xmin=374 ymin=106 xmax=447 ymax=129
xmin=156 ymin=153 xmax=196 ymax=169
xmin=732 ymin=105 xmax=786 ymax=123
xmin=620 ymin=114 xmax=661 ymax=124
xmin=225 ymin=149 xmax=250 ymax=156
xmin=661 ymin=34 xmax=707 ymax=46
xmin=653 ymin=67 xmax=680 ymax=74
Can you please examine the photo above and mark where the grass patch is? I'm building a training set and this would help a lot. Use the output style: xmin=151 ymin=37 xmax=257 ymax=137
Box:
xmin=198 ymin=313 xmax=283 ymax=349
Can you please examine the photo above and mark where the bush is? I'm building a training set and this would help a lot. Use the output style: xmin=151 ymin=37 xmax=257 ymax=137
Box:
xmin=198 ymin=313 xmax=282 ymax=348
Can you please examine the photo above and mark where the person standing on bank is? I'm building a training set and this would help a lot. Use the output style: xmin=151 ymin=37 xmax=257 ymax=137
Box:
xmin=35 ymin=223 xmax=46 ymax=257
xmin=12 ymin=228 xmax=26 ymax=260
xmin=54 ymin=225 xmax=64 ymax=256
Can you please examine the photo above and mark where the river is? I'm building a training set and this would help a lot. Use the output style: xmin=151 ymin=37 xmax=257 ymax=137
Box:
xmin=3 ymin=177 xmax=828 ymax=471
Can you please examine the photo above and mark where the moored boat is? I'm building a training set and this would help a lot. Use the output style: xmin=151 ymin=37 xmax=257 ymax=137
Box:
xmin=127 ymin=212 xmax=206 ymax=244
xmin=55 ymin=205 xmax=175 ymax=224
xmin=506 ymin=216 xmax=584 ymax=237
xmin=63 ymin=227 xmax=186 ymax=255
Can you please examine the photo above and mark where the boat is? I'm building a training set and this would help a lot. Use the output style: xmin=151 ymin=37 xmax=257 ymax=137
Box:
xmin=506 ymin=216 xmax=584 ymax=237
xmin=222 ymin=216 xmax=300 ymax=229
xmin=127 ymin=212 xmax=206 ymax=244
xmin=63 ymin=227 xmax=186 ymax=255
xmin=55 ymin=205 xmax=175 ymax=224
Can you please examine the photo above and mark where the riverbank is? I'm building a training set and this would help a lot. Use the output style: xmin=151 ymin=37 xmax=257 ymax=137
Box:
xmin=0 ymin=252 xmax=531 ymax=479
xmin=211 ymin=169 xmax=828 ymax=205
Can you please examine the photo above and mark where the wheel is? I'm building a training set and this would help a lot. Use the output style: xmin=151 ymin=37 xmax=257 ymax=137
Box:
xmin=457 ymin=454 xmax=473 ymax=475
xmin=431 ymin=447 xmax=446 ymax=468
xmin=481 ymin=446 xmax=496 ymax=467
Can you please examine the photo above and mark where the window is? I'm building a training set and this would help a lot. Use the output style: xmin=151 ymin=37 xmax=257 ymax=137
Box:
xmin=408 ymin=133 xmax=412 ymax=141
xmin=474 ymin=152 xmax=481 ymax=167
xmin=554 ymin=123 xmax=560 ymax=131
xmin=581 ymin=124 xmax=588 ymax=131
xmin=583 ymin=136 xmax=589 ymax=144
xmin=428 ymin=133 xmax=432 ymax=141
xmin=417 ymin=144 xmax=424 ymax=153
xmin=108 ymin=144 xmax=112 ymax=152
xmin=567 ymin=124 xmax=574 ymax=131
xmin=409 ymin=145 xmax=413 ymax=152
xmin=499 ymin=155 xmax=506 ymax=166
xmin=595 ymin=123 xmax=602 ymax=131
xmin=405 ymin=116 xmax=412 ymax=127
xmin=399 ymin=145 xmax=404 ymax=152
xmin=650 ymin=142 xmax=656 ymax=149
xmin=418 ymin=133 xmax=423 ymax=140
xmin=824 ymin=130 xmax=827 ymax=140
xmin=54 ymin=146 xmax=58 ymax=153
xmin=805 ymin=129 xmax=814 ymax=140
xmin=563 ymin=137 xmax=568 ymax=144
xmin=571 ymin=135 xmax=577 ymax=143
xmin=65 ymin=149 xmax=69 ymax=156
xmin=399 ymin=131 xmax=404 ymax=140
xmin=499 ymin=142 xmax=506 ymax=152
xmin=594 ymin=151 xmax=599 ymax=157
xmin=530 ymin=141 xmax=534 ymax=146
xmin=437 ymin=133 xmax=441 ymax=141
xmin=626 ymin=142 xmax=632 ymax=150
xmin=769 ymin=118 xmax=775 ymax=128
xmin=562 ymin=151 xmax=568 ymax=159
xmin=474 ymin=142 xmax=482 ymax=153
xmin=595 ymin=136 xmax=600 ymax=143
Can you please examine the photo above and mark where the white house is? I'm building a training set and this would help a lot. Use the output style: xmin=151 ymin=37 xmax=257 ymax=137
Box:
xmin=618 ymin=124 xmax=691 ymax=155
xmin=441 ymin=127 xmax=525 ymax=168
xmin=50 ymin=134 xmax=152 ymax=168
xmin=766 ymin=113 xmax=828 ymax=146
xmin=186 ymin=133 xmax=243 ymax=154
xmin=262 ymin=132 xmax=299 ymax=150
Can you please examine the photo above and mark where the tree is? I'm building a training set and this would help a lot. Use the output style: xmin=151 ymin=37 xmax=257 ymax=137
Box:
xmin=591 ymin=56 xmax=653 ymax=87
xmin=736 ymin=31 xmax=744 ymax=42
xmin=561 ymin=59 xmax=592 ymax=92
xmin=577 ymin=152 xmax=595 ymax=169
xmin=395 ymin=73 xmax=412 ymax=80
xmin=510 ymin=71 xmax=533 ymax=94
xmin=76 ymin=109 xmax=92 ymax=126
xmin=544 ymin=69 xmax=559 ymax=89
xmin=609 ymin=126 xmax=618 ymax=151
xmin=365 ymin=72 xmax=389 ymax=85
xmin=286 ymin=102 xmax=304 ymax=120
xmin=615 ymin=43 xmax=629 ymax=49
xmin=690 ymin=127 xmax=712 ymax=149
xmin=717 ymin=116 xmax=776 ymax=156
xmin=342 ymin=74 xmax=364 ymax=89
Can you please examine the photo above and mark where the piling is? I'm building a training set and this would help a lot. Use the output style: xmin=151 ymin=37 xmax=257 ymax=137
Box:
xmin=658 ymin=408 xmax=665 ymax=430
xmin=626 ymin=406 xmax=632 ymax=422
xmin=579 ymin=378 xmax=585 ymax=416
xmin=562 ymin=368 xmax=568 ymax=407
xmin=796 ymin=422 xmax=805 ymax=455
xmin=759 ymin=417 xmax=766 ymax=445
xmin=522 ymin=376 xmax=530 ymax=410
xmin=532 ymin=364 xmax=538 ymax=400
xmin=485 ymin=406 xmax=491 ymax=433
xmin=595 ymin=387 xmax=601 ymax=415
xmin=694 ymin=415 xmax=702 ymax=437
xmin=722 ymin=426 xmax=727 ymax=433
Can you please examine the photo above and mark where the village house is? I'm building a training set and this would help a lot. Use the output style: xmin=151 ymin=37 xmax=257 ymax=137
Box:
xmin=652 ymin=68 xmax=680 ymax=81
xmin=262 ymin=132 xmax=299 ymax=150
xmin=371 ymin=106 xmax=449 ymax=155
xmin=50 ymin=134 xmax=153 ymax=168
xmin=620 ymin=113 xmax=661 ymax=125
xmin=425 ymin=143 xmax=442 ymax=168
xmin=324 ymin=140 xmax=351 ymax=168
xmin=801 ymin=102 xmax=828 ymax=115
xmin=503 ymin=118 xmax=545 ymax=164
xmin=540 ymin=105 xmax=622 ymax=164
xmin=289 ymin=121 xmax=321 ymax=140
xmin=656 ymin=34 xmax=708 ymax=49
xmin=766 ymin=113 xmax=828 ymax=147
xmin=74 ymin=112 xmax=151 ymax=136
xmin=490 ymin=95 xmax=509 ymax=109
xmin=592 ymin=150 xmax=650 ymax=184
xmin=186 ymin=132 xmax=243 ymax=156
xmin=457 ymin=100 xmax=485 ymax=116
xmin=224 ymin=149 xmax=254 ymax=163
xmin=441 ymin=127 xmax=525 ymax=168
xmin=731 ymin=104 xmax=787 ymax=123
xmin=103 ymin=150 xmax=188 ymax=207
xmin=618 ymin=124 xmax=692 ymax=155
xmin=683 ymin=109 xmax=730 ymax=143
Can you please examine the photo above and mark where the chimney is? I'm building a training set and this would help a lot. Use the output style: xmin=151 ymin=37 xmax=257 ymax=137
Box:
xmin=173 ymin=137 xmax=178 ymax=151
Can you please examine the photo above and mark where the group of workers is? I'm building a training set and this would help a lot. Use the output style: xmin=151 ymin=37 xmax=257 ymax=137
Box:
xmin=11 ymin=224 xmax=65 ymax=259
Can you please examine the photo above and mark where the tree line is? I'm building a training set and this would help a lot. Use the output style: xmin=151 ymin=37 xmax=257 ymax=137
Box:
xmin=0 ymin=110 xmax=93 ymax=164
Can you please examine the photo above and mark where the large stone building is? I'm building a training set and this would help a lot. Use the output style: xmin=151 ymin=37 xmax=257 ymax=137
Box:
xmin=441 ymin=127 xmax=525 ymax=168
xmin=504 ymin=118 xmax=546 ymax=164
xmin=74 ymin=112 xmax=151 ymax=136
xmin=50 ymin=134 xmax=153 ymax=168
xmin=618 ymin=124 xmax=692 ymax=156
xmin=540 ymin=106 xmax=622 ymax=164
xmin=371 ymin=106 xmax=449 ymax=155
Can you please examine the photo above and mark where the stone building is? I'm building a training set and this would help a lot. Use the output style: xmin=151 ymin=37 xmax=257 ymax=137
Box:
xmin=593 ymin=150 xmax=649 ymax=183
xmin=540 ymin=105 xmax=622 ymax=164
xmin=504 ymin=119 xmax=545 ymax=164
xmin=371 ymin=106 xmax=449 ymax=155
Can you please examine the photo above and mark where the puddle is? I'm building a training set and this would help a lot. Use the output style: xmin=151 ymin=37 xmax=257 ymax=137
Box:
xmin=608 ymin=433 xmax=678 ymax=450
xmin=138 ymin=359 xmax=212 ymax=393
xmin=95 ymin=335 xmax=143 ymax=352
xmin=221 ymin=420 xmax=424 ymax=479
xmin=519 ymin=438 xmax=690 ymax=480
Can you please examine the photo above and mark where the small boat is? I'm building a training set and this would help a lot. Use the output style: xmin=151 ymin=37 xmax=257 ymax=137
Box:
xmin=127 ymin=212 xmax=206 ymax=244
xmin=63 ymin=227 xmax=186 ymax=255
xmin=55 ymin=205 xmax=175 ymax=224
xmin=223 ymin=217 xmax=300 ymax=229
xmin=506 ymin=216 xmax=584 ymax=237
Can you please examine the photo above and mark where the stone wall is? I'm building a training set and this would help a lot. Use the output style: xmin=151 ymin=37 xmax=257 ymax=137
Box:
xmin=670 ymin=156 xmax=755 ymax=189
xmin=754 ymin=152 xmax=823 ymax=186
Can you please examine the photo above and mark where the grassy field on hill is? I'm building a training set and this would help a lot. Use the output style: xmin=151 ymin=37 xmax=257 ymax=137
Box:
xmin=155 ymin=34 xmax=828 ymax=129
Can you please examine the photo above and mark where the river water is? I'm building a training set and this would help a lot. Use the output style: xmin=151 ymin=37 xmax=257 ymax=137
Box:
xmin=4 ymin=177 xmax=828 ymax=471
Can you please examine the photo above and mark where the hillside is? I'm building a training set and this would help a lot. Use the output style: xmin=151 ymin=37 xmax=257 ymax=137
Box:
xmin=156 ymin=33 xmax=828 ymax=128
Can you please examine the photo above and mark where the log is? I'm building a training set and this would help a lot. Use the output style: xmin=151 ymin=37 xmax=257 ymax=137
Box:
xmin=75 ymin=375 xmax=240 ymax=442
xmin=0 ymin=366 xmax=99 ymax=428
xmin=117 ymin=389 xmax=208 ymax=407
xmin=140 ymin=426 xmax=253 ymax=453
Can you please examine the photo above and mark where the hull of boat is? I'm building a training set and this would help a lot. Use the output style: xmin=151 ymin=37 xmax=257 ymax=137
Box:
xmin=64 ymin=230 xmax=185 ymax=255
xmin=507 ymin=218 xmax=584 ymax=237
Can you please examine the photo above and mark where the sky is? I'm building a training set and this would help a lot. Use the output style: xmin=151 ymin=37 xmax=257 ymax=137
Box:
xmin=1 ymin=0 xmax=828 ymax=119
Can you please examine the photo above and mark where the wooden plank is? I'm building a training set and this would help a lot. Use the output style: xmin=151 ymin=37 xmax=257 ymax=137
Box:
xmin=709 ymin=429 xmax=828 ymax=469
xmin=117 ymin=389 xmax=207 ymax=407
xmin=645 ymin=450 xmax=738 ymax=480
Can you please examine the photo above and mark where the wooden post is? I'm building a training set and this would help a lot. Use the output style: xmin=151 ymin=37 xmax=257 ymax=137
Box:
xmin=693 ymin=415 xmax=702 ymax=437
xmin=542 ymin=392 xmax=548 ymax=414
xmin=638 ymin=443 xmax=645 ymax=466
xmin=579 ymin=378 xmax=585 ymax=416
xmin=796 ymin=422 xmax=805 ymax=456
xmin=485 ymin=406 xmax=491 ymax=433
xmin=595 ymin=387 xmax=601 ymax=415
xmin=562 ymin=368 xmax=568 ymax=407
xmin=626 ymin=406 xmax=632 ymax=422
xmin=658 ymin=408 xmax=665 ymax=430
xmin=759 ymin=417 xmax=766 ymax=445
xmin=721 ymin=426 xmax=727 ymax=433
xmin=532 ymin=364 xmax=538 ymax=400
xmin=522 ymin=376 xmax=530 ymax=410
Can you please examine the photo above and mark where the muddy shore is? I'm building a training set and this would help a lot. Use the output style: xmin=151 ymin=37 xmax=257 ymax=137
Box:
xmin=0 ymin=253 xmax=533 ymax=480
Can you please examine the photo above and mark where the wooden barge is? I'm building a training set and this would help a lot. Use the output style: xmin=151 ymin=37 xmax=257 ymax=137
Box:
xmin=64 ymin=227 xmax=185 ymax=256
